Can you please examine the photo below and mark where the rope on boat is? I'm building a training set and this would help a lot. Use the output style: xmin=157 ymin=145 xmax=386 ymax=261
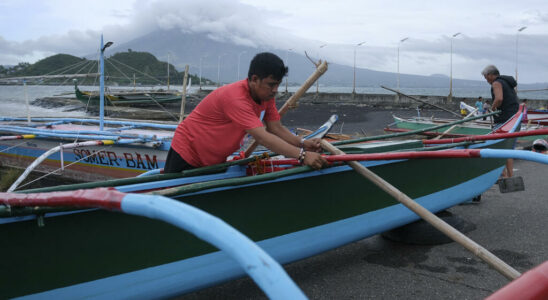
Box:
xmin=12 ymin=144 xmax=118 ymax=192
xmin=7 ymin=140 xmax=118 ymax=192
xmin=0 ymin=188 xmax=306 ymax=300
xmin=0 ymin=140 xmax=33 ymax=154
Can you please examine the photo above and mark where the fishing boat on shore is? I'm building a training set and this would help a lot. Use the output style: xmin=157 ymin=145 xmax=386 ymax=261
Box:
xmin=385 ymin=105 xmax=547 ymax=147
xmin=74 ymin=80 xmax=184 ymax=106
xmin=526 ymin=108 xmax=548 ymax=126
xmin=4 ymin=105 xmax=545 ymax=299
xmin=0 ymin=117 xmax=176 ymax=183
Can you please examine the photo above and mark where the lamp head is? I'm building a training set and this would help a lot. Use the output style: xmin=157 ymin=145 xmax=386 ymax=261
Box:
xmin=101 ymin=41 xmax=113 ymax=52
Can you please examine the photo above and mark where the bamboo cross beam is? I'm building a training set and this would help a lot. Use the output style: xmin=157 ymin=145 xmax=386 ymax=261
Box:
xmin=333 ymin=110 xmax=500 ymax=147
xmin=244 ymin=60 xmax=328 ymax=157
xmin=320 ymin=139 xmax=521 ymax=281
xmin=433 ymin=108 xmax=479 ymax=140
xmin=381 ymin=85 xmax=462 ymax=118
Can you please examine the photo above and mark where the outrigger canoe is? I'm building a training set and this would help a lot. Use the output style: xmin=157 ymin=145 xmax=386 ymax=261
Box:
xmin=74 ymin=81 xmax=183 ymax=106
xmin=0 ymin=117 xmax=175 ymax=182
xmin=0 ymin=114 xmax=339 ymax=186
xmin=0 ymin=105 xmax=534 ymax=298
xmin=386 ymin=110 xmax=547 ymax=146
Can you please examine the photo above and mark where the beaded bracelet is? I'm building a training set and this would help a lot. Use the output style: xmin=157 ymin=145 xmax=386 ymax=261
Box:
xmin=298 ymin=147 xmax=306 ymax=164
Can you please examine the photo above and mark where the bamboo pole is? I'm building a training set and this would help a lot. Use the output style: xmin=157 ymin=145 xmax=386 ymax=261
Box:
xmin=179 ymin=65 xmax=189 ymax=122
xmin=244 ymin=60 xmax=328 ymax=157
xmin=320 ymin=139 xmax=521 ymax=281
xmin=433 ymin=108 xmax=478 ymax=140
xmin=333 ymin=110 xmax=500 ymax=147
xmin=381 ymin=85 xmax=462 ymax=118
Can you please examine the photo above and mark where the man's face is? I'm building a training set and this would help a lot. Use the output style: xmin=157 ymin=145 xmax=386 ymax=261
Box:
xmin=249 ymin=75 xmax=281 ymax=102
xmin=484 ymin=74 xmax=496 ymax=84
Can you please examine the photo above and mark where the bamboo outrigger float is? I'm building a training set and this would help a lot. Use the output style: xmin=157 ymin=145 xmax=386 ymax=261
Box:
xmin=4 ymin=104 xmax=548 ymax=298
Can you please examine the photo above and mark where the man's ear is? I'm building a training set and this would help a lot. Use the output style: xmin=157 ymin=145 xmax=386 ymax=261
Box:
xmin=249 ymin=74 xmax=260 ymax=83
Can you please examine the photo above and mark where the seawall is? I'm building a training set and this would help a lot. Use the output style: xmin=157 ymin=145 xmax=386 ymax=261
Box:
xmin=195 ymin=89 xmax=548 ymax=110
xmin=274 ymin=92 xmax=548 ymax=110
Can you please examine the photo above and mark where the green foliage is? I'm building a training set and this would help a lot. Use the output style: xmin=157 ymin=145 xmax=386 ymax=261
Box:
xmin=27 ymin=54 xmax=86 ymax=76
xmin=0 ymin=51 xmax=207 ymax=86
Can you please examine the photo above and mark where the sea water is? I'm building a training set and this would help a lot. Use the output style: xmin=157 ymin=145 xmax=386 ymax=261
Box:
xmin=0 ymin=84 xmax=191 ymax=118
xmin=1 ymin=85 xmax=547 ymax=118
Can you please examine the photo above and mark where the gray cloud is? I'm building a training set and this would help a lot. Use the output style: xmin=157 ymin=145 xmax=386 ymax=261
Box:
xmin=1 ymin=0 xmax=547 ymax=83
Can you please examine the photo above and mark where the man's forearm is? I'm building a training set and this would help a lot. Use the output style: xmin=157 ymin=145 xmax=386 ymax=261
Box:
xmin=492 ymin=99 xmax=502 ymax=110
xmin=249 ymin=127 xmax=300 ymax=158
xmin=266 ymin=123 xmax=301 ymax=146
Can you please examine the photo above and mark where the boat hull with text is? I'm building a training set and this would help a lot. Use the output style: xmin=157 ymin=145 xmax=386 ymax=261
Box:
xmin=0 ymin=118 xmax=174 ymax=182
xmin=0 ymin=109 xmax=524 ymax=299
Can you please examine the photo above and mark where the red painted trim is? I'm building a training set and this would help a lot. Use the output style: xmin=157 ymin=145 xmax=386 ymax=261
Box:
xmin=0 ymin=188 xmax=125 ymax=210
xmin=486 ymin=261 xmax=548 ymax=300
xmin=423 ymin=129 xmax=548 ymax=145
xmin=265 ymin=149 xmax=482 ymax=165
xmin=495 ymin=104 xmax=525 ymax=133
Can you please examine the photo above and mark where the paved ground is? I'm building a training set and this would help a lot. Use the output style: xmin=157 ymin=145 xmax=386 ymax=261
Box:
xmin=181 ymin=159 xmax=548 ymax=299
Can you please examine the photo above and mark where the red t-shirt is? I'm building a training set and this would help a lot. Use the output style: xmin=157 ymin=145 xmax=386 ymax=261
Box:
xmin=171 ymin=79 xmax=281 ymax=167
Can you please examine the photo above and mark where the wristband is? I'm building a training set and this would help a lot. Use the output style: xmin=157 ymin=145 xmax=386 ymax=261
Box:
xmin=298 ymin=147 xmax=306 ymax=164
xmin=300 ymin=138 xmax=305 ymax=148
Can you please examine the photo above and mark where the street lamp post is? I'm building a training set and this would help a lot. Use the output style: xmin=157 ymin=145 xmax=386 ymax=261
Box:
xmin=167 ymin=52 xmax=170 ymax=91
xmin=353 ymin=41 xmax=366 ymax=94
xmin=397 ymin=37 xmax=409 ymax=94
xmin=99 ymin=35 xmax=113 ymax=131
xmin=285 ymin=48 xmax=292 ymax=93
xmin=515 ymin=26 xmax=527 ymax=86
xmin=199 ymin=55 xmax=207 ymax=90
xmin=217 ymin=54 xmax=226 ymax=88
xmin=448 ymin=32 xmax=461 ymax=102
xmin=237 ymin=51 xmax=247 ymax=80
xmin=317 ymin=44 xmax=327 ymax=94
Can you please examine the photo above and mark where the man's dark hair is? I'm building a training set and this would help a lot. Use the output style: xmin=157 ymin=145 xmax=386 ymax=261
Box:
xmin=248 ymin=52 xmax=288 ymax=81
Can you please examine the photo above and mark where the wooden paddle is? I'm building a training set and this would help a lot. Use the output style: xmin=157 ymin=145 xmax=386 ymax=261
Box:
xmin=244 ymin=60 xmax=329 ymax=157
xmin=320 ymin=139 xmax=521 ymax=281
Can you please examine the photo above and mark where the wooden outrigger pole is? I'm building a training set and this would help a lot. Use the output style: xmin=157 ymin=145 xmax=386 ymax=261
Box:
xmin=381 ymin=85 xmax=462 ymax=118
xmin=320 ymin=140 xmax=521 ymax=280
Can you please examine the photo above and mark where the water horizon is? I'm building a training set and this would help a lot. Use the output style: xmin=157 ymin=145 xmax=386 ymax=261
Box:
xmin=1 ymin=84 xmax=547 ymax=118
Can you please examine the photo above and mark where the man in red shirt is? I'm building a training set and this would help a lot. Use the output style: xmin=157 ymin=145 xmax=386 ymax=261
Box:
xmin=164 ymin=52 xmax=327 ymax=172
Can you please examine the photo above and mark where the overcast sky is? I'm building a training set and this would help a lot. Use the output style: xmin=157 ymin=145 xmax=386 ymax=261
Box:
xmin=1 ymin=0 xmax=547 ymax=83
